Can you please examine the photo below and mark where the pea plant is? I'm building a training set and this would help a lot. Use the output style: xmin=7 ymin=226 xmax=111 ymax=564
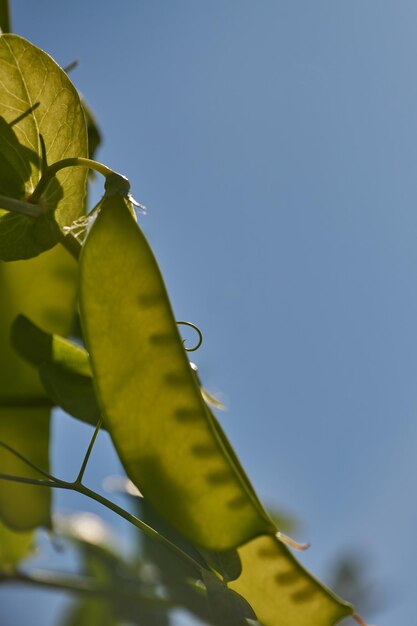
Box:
xmin=0 ymin=10 xmax=367 ymax=626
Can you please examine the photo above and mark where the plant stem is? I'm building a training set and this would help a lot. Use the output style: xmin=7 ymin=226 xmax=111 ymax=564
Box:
xmin=0 ymin=473 xmax=54 ymax=488
xmin=75 ymin=419 xmax=103 ymax=484
xmin=0 ymin=568 xmax=173 ymax=608
xmin=0 ymin=194 xmax=45 ymax=218
xmin=75 ymin=482 xmax=204 ymax=573
xmin=29 ymin=158 xmax=114 ymax=204
xmin=0 ymin=440 xmax=59 ymax=482
xmin=0 ymin=469 xmax=203 ymax=574
xmin=0 ymin=569 xmax=103 ymax=596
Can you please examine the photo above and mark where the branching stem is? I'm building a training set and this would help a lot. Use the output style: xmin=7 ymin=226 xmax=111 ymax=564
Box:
xmin=0 ymin=439 xmax=203 ymax=574
xmin=0 ymin=568 xmax=173 ymax=608
xmin=0 ymin=440 xmax=58 ymax=482
xmin=0 ymin=194 xmax=45 ymax=218
xmin=75 ymin=418 xmax=103 ymax=485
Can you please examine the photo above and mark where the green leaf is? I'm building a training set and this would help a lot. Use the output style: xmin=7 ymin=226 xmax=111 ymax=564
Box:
xmin=0 ymin=521 xmax=32 ymax=566
xmin=0 ymin=210 xmax=61 ymax=261
xmin=40 ymin=362 xmax=100 ymax=427
xmin=12 ymin=314 xmax=90 ymax=373
xmin=79 ymin=194 xmax=275 ymax=551
xmin=0 ymin=33 xmax=88 ymax=259
xmin=12 ymin=315 xmax=100 ymax=426
xmin=230 ymin=536 xmax=354 ymax=626
xmin=199 ymin=548 xmax=242 ymax=583
xmin=0 ymin=407 xmax=51 ymax=530
xmin=202 ymin=570 xmax=258 ymax=626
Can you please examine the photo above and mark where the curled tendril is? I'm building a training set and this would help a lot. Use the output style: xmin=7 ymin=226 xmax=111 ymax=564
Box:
xmin=177 ymin=321 xmax=203 ymax=352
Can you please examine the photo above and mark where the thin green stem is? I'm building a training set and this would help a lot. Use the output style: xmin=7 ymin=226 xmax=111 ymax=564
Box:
xmin=0 ymin=569 xmax=100 ymax=596
xmin=29 ymin=157 xmax=114 ymax=203
xmin=0 ymin=468 xmax=203 ymax=573
xmin=0 ymin=440 xmax=58 ymax=482
xmin=0 ymin=194 xmax=45 ymax=218
xmin=75 ymin=418 xmax=103 ymax=485
xmin=0 ymin=568 xmax=173 ymax=608
xmin=0 ymin=473 xmax=55 ymax=488
xmin=75 ymin=483 xmax=204 ymax=573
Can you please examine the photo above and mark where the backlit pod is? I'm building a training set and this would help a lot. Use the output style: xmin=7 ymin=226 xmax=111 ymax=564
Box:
xmin=79 ymin=194 xmax=276 ymax=551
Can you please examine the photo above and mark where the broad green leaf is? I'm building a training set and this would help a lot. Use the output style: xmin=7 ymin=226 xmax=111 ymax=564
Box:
xmin=12 ymin=315 xmax=100 ymax=426
xmin=0 ymin=521 xmax=32 ymax=566
xmin=202 ymin=570 xmax=258 ymax=626
xmin=229 ymin=536 xmax=353 ymax=626
xmin=0 ymin=33 xmax=88 ymax=259
xmin=40 ymin=362 xmax=100 ymax=427
xmin=0 ymin=209 xmax=61 ymax=261
xmin=12 ymin=314 xmax=91 ymax=374
xmin=0 ymin=407 xmax=51 ymax=529
xmin=80 ymin=194 xmax=275 ymax=551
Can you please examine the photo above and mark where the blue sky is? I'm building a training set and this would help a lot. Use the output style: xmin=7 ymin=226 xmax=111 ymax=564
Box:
xmin=2 ymin=2 xmax=417 ymax=625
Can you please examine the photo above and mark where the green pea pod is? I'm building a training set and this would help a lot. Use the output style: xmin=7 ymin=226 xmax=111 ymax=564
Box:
xmin=0 ymin=406 xmax=51 ymax=530
xmin=230 ymin=536 xmax=354 ymax=626
xmin=79 ymin=194 xmax=275 ymax=551
xmin=0 ymin=520 xmax=33 ymax=567
xmin=0 ymin=246 xmax=78 ymax=530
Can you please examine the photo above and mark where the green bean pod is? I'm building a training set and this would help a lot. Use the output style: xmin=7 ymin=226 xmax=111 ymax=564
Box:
xmin=79 ymin=194 xmax=276 ymax=550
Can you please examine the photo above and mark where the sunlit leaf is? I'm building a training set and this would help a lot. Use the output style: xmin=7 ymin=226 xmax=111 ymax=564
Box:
xmin=229 ymin=536 xmax=353 ymax=626
xmin=80 ymin=194 xmax=275 ymax=551
xmin=0 ymin=520 xmax=32 ymax=566
xmin=0 ymin=33 xmax=88 ymax=259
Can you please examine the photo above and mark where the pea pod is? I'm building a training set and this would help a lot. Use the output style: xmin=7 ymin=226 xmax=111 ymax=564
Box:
xmin=79 ymin=194 xmax=276 ymax=551
xmin=230 ymin=536 xmax=354 ymax=626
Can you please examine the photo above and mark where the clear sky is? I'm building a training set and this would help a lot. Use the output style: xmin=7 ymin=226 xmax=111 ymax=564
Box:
xmin=2 ymin=2 xmax=417 ymax=625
